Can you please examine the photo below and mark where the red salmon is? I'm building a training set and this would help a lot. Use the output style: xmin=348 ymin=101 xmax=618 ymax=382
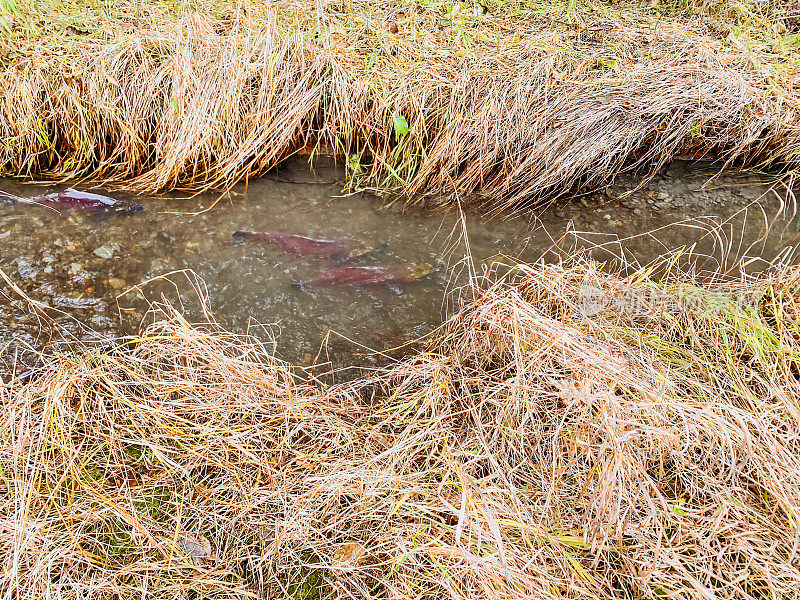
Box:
xmin=233 ymin=231 xmax=373 ymax=259
xmin=1 ymin=188 xmax=143 ymax=214
xmin=308 ymin=263 xmax=432 ymax=286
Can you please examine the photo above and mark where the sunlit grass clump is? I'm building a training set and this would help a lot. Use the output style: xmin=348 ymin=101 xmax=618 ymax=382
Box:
xmin=0 ymin=0 xmax=798 ymax=210
xmin=2 ymin=258 xmax=799 ymax=598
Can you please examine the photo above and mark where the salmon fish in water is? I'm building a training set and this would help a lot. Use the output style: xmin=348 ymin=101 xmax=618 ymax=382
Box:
xmin=306 ymin=263 xmax=432 ymax=286
xmin=0 ymin=188 xmax=143 ymax=215
xmin=233 ymin=231 xmax=374 ymax=259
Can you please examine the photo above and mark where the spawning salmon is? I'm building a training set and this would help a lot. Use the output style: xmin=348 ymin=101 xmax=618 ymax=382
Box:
xmin=0 ymin=188 xmax=143 ymax=214
xmin=306 ymin=263 xmax=432 ymax=286
xmin=233 ymin=231 xmax=373 ymax=259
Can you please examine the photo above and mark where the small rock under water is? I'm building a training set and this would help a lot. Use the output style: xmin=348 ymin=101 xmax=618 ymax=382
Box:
xmin=16 ymin=258 xmax=39 ymax=280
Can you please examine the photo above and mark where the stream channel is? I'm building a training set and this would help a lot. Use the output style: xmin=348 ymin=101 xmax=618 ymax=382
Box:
xmin=0 ymin=158 xmax=797 ymax=373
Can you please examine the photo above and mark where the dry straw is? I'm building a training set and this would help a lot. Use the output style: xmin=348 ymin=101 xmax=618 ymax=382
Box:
xmin=0 ymin=0 xmax=798 ymax=209
xmin=2 ymin=258 xmax=799 ymax=598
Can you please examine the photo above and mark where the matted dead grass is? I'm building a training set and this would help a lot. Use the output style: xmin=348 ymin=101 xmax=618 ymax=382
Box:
xmin=0 ymin=0 xmax=799 ymax=210
xmin=2 ymin=259 xmax=799 ymax=598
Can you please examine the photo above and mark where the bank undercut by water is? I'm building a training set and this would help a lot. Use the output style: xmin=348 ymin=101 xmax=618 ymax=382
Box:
xmin=0 ymin=0 xmax=799 ymax=210
xmin=2 ymin=258 xmax=800 ymax=599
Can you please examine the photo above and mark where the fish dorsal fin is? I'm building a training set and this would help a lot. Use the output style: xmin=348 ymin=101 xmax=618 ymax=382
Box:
xmin=61 ymin=188 xmax=117 ymax=206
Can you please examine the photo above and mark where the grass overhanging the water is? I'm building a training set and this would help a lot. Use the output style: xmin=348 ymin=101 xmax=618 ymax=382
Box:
xmin=2 ymin=258 xmax=800 ymax=598
xmin=2 ymin=1 xmax=800 ymax=597
xmin=0 ymin=0 xmax=799 ymax=210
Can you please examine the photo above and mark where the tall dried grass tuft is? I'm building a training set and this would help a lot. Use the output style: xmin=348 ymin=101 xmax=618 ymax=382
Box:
xmin=2 ymin=259 xmax=799 ymax=598
xmin=0 ymin=1 xmax=799 ymax=209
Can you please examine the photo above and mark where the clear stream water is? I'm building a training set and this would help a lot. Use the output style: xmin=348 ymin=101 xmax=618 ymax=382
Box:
xmin=0 ymin=158 xmax=797 ymax=372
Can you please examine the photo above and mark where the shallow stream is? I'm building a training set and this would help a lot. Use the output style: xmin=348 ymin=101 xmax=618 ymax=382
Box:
xmin=0 ymin=158 xmax=797 ymax=371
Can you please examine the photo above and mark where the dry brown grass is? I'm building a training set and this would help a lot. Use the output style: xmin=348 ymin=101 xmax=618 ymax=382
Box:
xmin=2 ymin=258 xmax=800 ymax=598
xmin=0 ymin=0 xmax=798 ymax=210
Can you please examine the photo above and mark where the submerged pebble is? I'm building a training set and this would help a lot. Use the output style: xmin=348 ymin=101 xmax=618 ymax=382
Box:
xmin=106 ymin=278 xmax=127 ymax=290
xmin=16 ymin=258 xmax=39 ymax=280
xmin=93 ymin=244 xmax=119 ymax=259
xmin=53 ymin=296 xmax=101 ymax=309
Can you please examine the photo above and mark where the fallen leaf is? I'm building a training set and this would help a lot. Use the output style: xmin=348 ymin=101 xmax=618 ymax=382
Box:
xmin=332 ymin=542 xmax=367 ymax=569
xmin=177 ymin=534 xmax=213 ymax=559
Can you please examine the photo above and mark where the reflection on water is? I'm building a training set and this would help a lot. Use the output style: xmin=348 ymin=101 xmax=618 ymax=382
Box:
xmin=0 ymin=158 xmax=797 ymax=370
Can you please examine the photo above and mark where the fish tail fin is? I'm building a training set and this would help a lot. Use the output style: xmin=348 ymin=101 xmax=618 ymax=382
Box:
xmin=0 ymin=190 xmax=23 ymax=205
xmin=0 ymin=191 xmax=61 ymax=213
